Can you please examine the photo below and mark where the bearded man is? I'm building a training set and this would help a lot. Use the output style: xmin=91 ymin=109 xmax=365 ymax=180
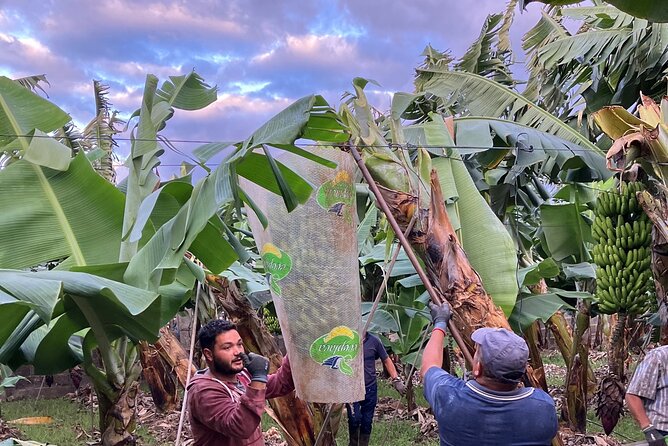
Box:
xmin=187 ymin=319 xmax=295 ymax=446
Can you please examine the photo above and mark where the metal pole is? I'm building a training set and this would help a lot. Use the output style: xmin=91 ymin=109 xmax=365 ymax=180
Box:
xmin=313 ymin=404 xmax=334 ymax=446
xmin=175 ymin=283 xmax=203 ymax=446
xmin=361 ymin=215 xmax=416 ymax=340
xmin=349 ymin=145 xmax=474 ymax=368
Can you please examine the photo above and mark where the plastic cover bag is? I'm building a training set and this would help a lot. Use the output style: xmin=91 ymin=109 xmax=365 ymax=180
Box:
xmin=243 ymin=147 xmax=365 ymax=403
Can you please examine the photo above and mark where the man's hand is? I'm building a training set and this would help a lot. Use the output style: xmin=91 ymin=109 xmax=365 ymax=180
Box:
xmin=643 ymin=425 xmax=667 ymax=446
xmin=429 ymin=301 xmax=452 ymax=331
xmin=392 ymin=377 xmax=406 ymax=396
xmin=241 ymin=352 xmax=270 ymax=383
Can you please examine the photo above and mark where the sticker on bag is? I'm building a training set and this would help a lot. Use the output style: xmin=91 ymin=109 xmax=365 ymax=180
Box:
xmin=316 ymin=170 xmax=355 ymax=223
xmin=309 ymin=326 xmax=360 ymax=376
xmin=261 ymin=243 xmax=292 ymax=295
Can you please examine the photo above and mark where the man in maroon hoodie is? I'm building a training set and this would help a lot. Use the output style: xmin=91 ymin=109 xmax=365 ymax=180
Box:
xmin=187 ymin=319 xmax=295 ymax=446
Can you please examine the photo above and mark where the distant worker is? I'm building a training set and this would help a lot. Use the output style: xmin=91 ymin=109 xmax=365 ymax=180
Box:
xmin=420 ymin=301 xmax=558 ymax=446
xmin=187 ymin=319 xmax=295 ymax=446
xmin=347 ymin=332 xmax=406 ymax=446
xmin=626 ymin=344 xmax=668 ymax=446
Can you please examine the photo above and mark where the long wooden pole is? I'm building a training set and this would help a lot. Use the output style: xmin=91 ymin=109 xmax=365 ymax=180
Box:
xmin=349 ymin=145 xmax=474 ymax=367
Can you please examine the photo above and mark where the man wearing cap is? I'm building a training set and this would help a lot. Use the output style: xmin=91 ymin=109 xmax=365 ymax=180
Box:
xmin=625 ymin=345 xmax=668 ymax=446
xmin=420 ymin=302 xmax=558 ymax=446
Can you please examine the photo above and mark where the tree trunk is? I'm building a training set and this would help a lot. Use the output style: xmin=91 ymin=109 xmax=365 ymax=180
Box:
xmin=547 ymin=310 xmax=597 ymax=389
xmin=153 ymin=326 xmax=197 ymax=388
xmin=546 ymin=312 xmax=573 ymax=368
xmin=208 ymin=275 xmax=336 ymax=446
xmin=405 ymin=368 xmax=417 ymax=412
xmin=596 ymin=313 xmax=628 ymax=434
xmin=97 ymin=380 xmax=139 ymax=446
xmin=564 ymin=300 xmax=591 ymax=433
xmin=138 ymin=341 xmax=177 ymax=412
xmin=82 ymin=342 xmax=143 ymax=446
xmin=524 ymin=321 xmax=548 ymax=391
xmin=377 ymin=170 xmax=511 ymax=356
xmin=526 ymin=279 xmax=551 ymax=392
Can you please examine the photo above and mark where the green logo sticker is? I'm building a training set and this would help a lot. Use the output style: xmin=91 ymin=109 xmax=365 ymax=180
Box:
xmin=309 ymin=326 xmax=360 ymax=376
xmin=316 ymin=170 xmax=355 ymax=223
xmin=261 ymin=243 xmax=292 ymax=295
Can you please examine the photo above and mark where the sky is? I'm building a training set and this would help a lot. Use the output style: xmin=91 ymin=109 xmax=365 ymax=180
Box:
xmin=0 ymin=0 xmax=546 ymax=178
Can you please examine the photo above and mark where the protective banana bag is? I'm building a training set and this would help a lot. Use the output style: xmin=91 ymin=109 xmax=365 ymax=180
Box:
xmin=244 ymin=147 xmax=365 ymax=403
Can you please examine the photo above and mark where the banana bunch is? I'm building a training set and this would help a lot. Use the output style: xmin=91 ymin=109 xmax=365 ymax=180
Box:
xmin=592 ymin=182 xmax=654 ymax=315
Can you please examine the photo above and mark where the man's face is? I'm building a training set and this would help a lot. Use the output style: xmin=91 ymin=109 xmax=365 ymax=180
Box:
xmin=205 ymin=329 xmax=245 ymax=376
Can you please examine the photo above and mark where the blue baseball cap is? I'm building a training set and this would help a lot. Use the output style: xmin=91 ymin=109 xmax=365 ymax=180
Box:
xmin=471 ymin=327 xmax=529 ymax=383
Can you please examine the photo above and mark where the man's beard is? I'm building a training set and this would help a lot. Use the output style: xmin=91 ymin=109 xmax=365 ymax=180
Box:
xmin=212 ymin=356 xmax=244 ymax=376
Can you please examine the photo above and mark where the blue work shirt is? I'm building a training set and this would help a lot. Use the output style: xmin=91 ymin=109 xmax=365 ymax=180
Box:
xmin=363 ymin=334 xmax=389 ymax=387
xmin=424 ymin=367 xmax=558 ymax=446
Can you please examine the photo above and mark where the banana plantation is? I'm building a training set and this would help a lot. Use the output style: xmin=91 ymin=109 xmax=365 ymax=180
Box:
xmin=1 ymin=0 xmax=668 ymax=445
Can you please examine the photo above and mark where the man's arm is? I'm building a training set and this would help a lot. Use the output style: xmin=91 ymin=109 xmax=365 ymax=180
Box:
xmin=420 ymin=301 xmax=451 ymax=378
xmin=266 ymin=355 xmax=295 ymax=399
xmin=626 ymin=393 xmax=652 ymax=429
xmin=628 ymin=394 xmax=668 ymax=446
xmin=626 ymin=351 xmax=666 ymax=446
xmin=382 ymin=356 xmax=406 ymax=395
xmin=382 ymin=356 xmax=400 ymax=380
xmin=420 ymin=328 xmax=446 ymax=378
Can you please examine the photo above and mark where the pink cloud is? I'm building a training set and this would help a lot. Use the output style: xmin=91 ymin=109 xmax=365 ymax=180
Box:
xmin=42 ymin=0 xmax=245 ymax=38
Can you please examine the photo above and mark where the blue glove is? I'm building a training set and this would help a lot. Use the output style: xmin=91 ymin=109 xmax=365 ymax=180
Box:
xmin=429 ymin=301 xmax=452 ymax=332
xmin=241 ymin=352 xmax=269 ymax=383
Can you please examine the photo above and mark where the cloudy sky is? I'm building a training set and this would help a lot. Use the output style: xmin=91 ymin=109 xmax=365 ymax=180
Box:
xmin=0 ymin=0 xmax=545 ymax=177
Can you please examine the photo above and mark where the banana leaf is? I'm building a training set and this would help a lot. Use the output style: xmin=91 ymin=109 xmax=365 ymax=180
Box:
xmin=0 ymin=269 xmax=161 ymax=372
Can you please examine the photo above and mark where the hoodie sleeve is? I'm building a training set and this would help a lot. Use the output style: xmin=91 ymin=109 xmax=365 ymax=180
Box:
xmin=189 ymin=379 xmax=267 ymax=440
xmin=266 ymin=355 xmax=295 ymax=399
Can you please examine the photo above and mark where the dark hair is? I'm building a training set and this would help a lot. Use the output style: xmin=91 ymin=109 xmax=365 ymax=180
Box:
xmin=198 ymin=319 xmax=237 ymax=351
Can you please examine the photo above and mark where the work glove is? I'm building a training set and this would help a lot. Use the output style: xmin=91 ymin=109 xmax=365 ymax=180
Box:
xmin=241 ymin=352 xmax=270 ymax=383
xmin=643 ymin=425 xmax=667 ymax=446
xmin=429 ymin=301 xmax=452 ymax=332
xmin=391 ymin=377 xmax=406 ymax=396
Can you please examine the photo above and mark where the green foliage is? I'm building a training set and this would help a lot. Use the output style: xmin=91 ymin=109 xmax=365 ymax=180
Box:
xmin=521 ymin=0 xmax=668 ymax=23
xmin=0 ymin=364 xmax=27 ymax=394
xmin=524 ymin=4 xmax=668 ymax=116
xmin=413 ymin=69 xmax=604 ymax=156
xmin=0 ymin=72 xmax=345 ymax=386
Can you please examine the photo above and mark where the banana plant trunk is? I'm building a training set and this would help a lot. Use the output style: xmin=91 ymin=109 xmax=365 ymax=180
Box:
xmin=208 ymin=275 xmax=338 ymax=446
xmin=98 ymin=382 xmax=140 ymax=446
xmin=596 ymin=313 xmax=628 ymax=434
xmin=137 ymin=326 xmax=198 ymax=412
xmin=565 ymin=300 xmax=591 ymax=433
xmin=526 ymin=280 xmax=553 ymax=391
xmin=546 ymin=310 xmax=596 ymax=431
xmin=83 ymin=354 xmax=143 ymax=446
xmin=376 ymin=171 xmax=511 ymax=354
xmin=153 ymin=326 xmax=197 ymax=389
xmin=138 ymin=341 xmax=178 ymax=412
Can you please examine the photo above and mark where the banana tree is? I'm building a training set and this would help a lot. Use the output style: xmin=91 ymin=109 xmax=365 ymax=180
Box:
xmin=593 ymin=93 xmax=668 ymax=341
xmin=0 ymin=74 xmax=346 ymax=444
xmin=340 ymin=77 xmax=602 ymax=361
xmin=520 ymin=0 xmax=668 ymax=23
xmin=522 ymin=3 xmax=668 ymax=119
